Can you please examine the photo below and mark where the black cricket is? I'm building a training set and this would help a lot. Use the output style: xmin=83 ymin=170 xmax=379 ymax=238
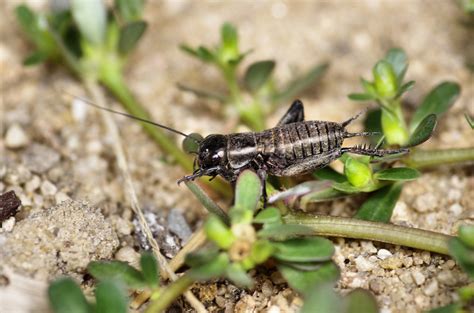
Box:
xmin=76 ymin=97 xmax=406 ymax=204
xmin=178 ymin=100 xmax=406 ymax=203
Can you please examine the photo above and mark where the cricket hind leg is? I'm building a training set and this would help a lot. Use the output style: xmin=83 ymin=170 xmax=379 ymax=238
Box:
xmin=341 ymin=145 xmax=408 ymax=158
xmin=276 ymin=100 xmax=305 ymax=126
xmin=277 ymin=150 xmax=342 ymax=177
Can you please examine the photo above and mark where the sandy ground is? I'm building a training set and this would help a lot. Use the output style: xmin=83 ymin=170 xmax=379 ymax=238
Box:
xmin=1 ymin=1 xmax=473 ymax=312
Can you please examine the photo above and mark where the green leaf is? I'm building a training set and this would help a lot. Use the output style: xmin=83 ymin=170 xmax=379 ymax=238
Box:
xmin=458 ymin=225 xmax=474 ymax=249
xmin=115 ymin=0 xmax=144 ymax=22
xmin=71 ymin=0 xmax=107 ymax=45
xmin=344 ymin=157 xmax=373 ymax=188
xmin=396 ymin=80 xmax=415 ymax=98
xmin=188 ymin=253 xmax=230 ymax=281
xmin=23 ymin=51 xmax=48 ymax=66
xmin=346 ymin=289 xmax=378 ymax=313
xmin=348 ymin=93 xmax=375 ymax=101
xmin=373 ymin=60 xmax=398 ymax=99
xmin=87 ymin=261 xmax=145 ymax=289
xmin=331 ymin=182 xmax=361 ymax=193
xmin=449 ymin=238 xmax=474 ymax=279
xmin=95 ymin=280 xmax=128 ymax=313
xmin=221 ymin=23 xmax=238 ymax=53
xmin=313 ymin=167 xmax=347 ymax=183
xmin=254 ymin=207 xmax=281 ymax=224
xmin=244 ymin=60 xmax=275 ymax=92
xmin=185 ymin=248 xmax=220 ymax=268
xmin=300 ymin=282 xmax=343 ymax=313
xmin=374 ymin=167 xmax=420 ymax=181
xmin=406 ymin=113 xmax=437 ymax=147
xmin=275 ymin=63 xmax=329 ymax=103
xmin=182 ymin=132 xmax=204 ymax=154
xmin=48 ymin=277 xmax=91 ymax=313
xmin=180 ymin=45 xmax=215 ymax=63
xmin=234 ymin=170 xmax=262 ymax=211
xmin=15 ymin=5 xmax=38 ymax=38
xmin=278 ymin=262 xmax=339 ymax=294
xmin=384 ymin=48 xmax=408 ymax=84
xmin=225 ymin=263 xmax=253 ymax=288
xmin=427 ymin=303 xmax=462 ymax=313
xmin=464 ymin=113 xmax=474 ymax=129
xmin=271 ymin=237 xmax=334 ymax=263
xmin=258 ymin=223 xmax=314 ymax=240
xmin=140 ymin=253 xmax=159 ymax=288
xmin=204 ymin=214 xmax=235 ymax=249
xmin=410 ymin=82 xmax=460 ymax=131
xmin=355 ymin=183 xmax=402 ymax=223
xmin=299 ymin=188 xmax=347 ymax=207
xmin=250 ymin=240 xmax=275 ymax=264
xmin=278 ymin=261 xmax=324 ymax=271
xmin=118 ymin=21 xmax=147 ymax=54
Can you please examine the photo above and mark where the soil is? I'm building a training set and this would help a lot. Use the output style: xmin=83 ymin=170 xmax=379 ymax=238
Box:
xmin=1 ymin=1 xmax=473 ymax=313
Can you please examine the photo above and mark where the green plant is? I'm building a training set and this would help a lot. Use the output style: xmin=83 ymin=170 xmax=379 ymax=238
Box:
xmin=180 ymin=23 xmax=328 ymax=131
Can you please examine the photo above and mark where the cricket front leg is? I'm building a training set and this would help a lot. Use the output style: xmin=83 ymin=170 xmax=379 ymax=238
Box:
xmin=256 ymin=168 xmax=268 ymax=207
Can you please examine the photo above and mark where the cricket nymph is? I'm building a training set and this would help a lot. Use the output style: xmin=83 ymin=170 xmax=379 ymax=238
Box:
xmin=178 ymin=100 xmax=407 ymax=202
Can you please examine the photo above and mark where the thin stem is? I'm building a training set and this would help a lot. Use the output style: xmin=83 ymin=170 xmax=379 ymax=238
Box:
xmin=145 ymin=274 xmax=195 ymax=313
xmin=185 ymin=181 xmax=230 ymax=224
xmin=283 ymin=214 xmax=452 ymax=255
xmin=404 ymin=148 xmax=474 ymax=169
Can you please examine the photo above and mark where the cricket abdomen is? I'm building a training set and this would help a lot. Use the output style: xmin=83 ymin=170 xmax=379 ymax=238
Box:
xmin=260 ymin=121 xmax=345 ymax=168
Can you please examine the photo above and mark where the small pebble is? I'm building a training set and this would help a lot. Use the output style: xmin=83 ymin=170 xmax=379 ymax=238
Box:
xmin=355 ymin=255 xmax=375 ymax=272
xmin=369 ymin=278 xmax=385 ymax=294
xmin=379 ymin=257 xmax=403 ymax=270
xmin=400 ymin=271 xmax=414 ymax=285
xmin=361 ymin=241 xmax=377 ymax=253
xmin=422 ymin=280 xmax=438 ymax=296
xmin=412 ymin=271 xmax=426 ymax=285
xmin=437 ymin=270 xmax=457 ymax=286
xmin=22 ymin=144 xmax=60 ymax=174
xmin=1 ymin=217 xmax=16 ymax=232
xmin=421 ymin=251 xmax=431 ymax=264
xmin=25 ymin=175 xmax=41 ymax=193
xmin=40 ymin=180 xmax=58 ymax=196
xmin=261 ymin=280 xmax=273 ymax=297
xmin=167 ymin=208 xmax=192 ymax=242
xmin=448 ymin=203 xmax=463 ymax=216
xmin=5 ymin=123 xmax=29 ymax=149
xmin=115 ymin=246 xmax=140 ymax=268
xmin=413 ymin=194 xmax=437 ymax=212
xmin=402 ymin=257 xmax=414 ymax=268
xmin=55 ymin=192 xmax=71 ymax=204
xmin=215 ymin=295 xmax=226 ymax=308
xmin=377 ymin=249 xmax=392 ymax=260
xmin=271 ymin=271 xmax=286 ymax=285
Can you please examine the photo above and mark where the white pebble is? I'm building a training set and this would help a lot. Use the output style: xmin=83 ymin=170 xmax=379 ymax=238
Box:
xmin=377 ymin=249 xmax=392 ymax=260
xmin=414 ymin=194 xmax=437 ymax=212
xmin=55 ymin=192 xmax=71 ymax=204
xmin=5 ymin=123 xmax=29 ymax=148
xmin=1 ymin=217 xmax=16 ymax=232
xmin=72 ymin=98 xmax=88 ymax=122
xmin=448 ymin=203 xmax=463 ymax=216
xmin=412 ymin=271 xmax=426 ymax=285
xmin=25 ymin=175 xmax=41 ymax=193
xmin=355 ymin=256 xmax=375 ymax=272
xmin=115 ymin=246 xmax=140 ymax=268
xmin=41 ymin=180 xmax=58 ymax=196
xmin=423 ymin=280 xmax=438 ymax=296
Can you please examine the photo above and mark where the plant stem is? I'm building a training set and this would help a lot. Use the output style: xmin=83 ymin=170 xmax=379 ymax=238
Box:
xmin=381 ymin=101 xmax=409 ymax=146
xmin=404 ymin=147 xmax=474 ymax=169
xmin=145 ymin=274 xmax=195 ymax=313
xmin=185 ymin=181 xmax=230 ymax=224
xmin=283 ymin=214 xmax=452 ymax=255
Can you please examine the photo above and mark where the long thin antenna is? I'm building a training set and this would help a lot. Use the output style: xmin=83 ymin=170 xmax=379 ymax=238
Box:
xmin=63 ymin=90 xmax=192 ymax=139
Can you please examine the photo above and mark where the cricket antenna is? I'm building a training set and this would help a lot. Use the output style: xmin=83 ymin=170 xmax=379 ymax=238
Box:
xmin=62 ymin=90 xmax=199 ymax=142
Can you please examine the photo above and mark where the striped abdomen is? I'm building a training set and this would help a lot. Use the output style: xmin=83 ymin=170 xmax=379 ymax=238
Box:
xmin=226 ymin=121 xmax=345 ymax=169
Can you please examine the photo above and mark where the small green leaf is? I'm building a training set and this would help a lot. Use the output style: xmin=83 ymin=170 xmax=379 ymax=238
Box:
xmin=278 ymin=262 xmax=339 ymax=294
xmin=406 ymin=114 xmax=437 ymax=147
xmin=348 ymin=93 xmax=375 ymax=101
xmin=373 ymin=60 xmax=398 ymax=99
xmin=95 ymin=280 xmax=128 ymax=313
xmin=458 ymin=225 xmax=474 ymax=249
xmin=188 ymin=253 xmax=230 ymax=281
xmin=258 ymin=223 xmax=314 ymax=240
xmin=313 ymin=167 xmax=347 ymax=183
xmin=300 ymin=282 xmax=343 ymax=313
xmin=71 ymin=0 xmax=107 ymax=45
xmin=410 ymin=82 xmax=460 ymax=131
xmin=118 ymin=21 xmax=147 ymax=54
xmin=185 ymin=248 xmax=220 ymax=268
xmin=299 ymin=188 xmax=347 ymax=207
xmin=225 ymin=263 xmax=253 ymax=288
xmin=254 ymin=207 xmax=281 ymax=224
xmin=221 ymin=23 xmax=238 ymax=55
xmin=272 ymin=237 xmax=334 ymax=263
xmin=87 ymin=261 xmax=145 ymax=289
xmin=182 ymin=132 xmax=204 ymax=154
xmin=250 ymin=240 xmax=274 ymax=264
xmin=180 ymin=45 xmax=214 ymax=63
xmin=140 ymin=253 xmax=159 ymax=288
xmin=275 ymin=63 xmax=329 ymax=103
xmin=344 ymin=157 xmax=373 ymax=188
xmin=204 ymin=214 xmax=235 ymax=249
xmin=374 ymin=167 xmax=420 ymax=181
xmin=396 ymin=80 xmax=415 ymax=98
xmin=244 ymin=60 xmax=275 ymax=92
xmin=449 ymin=238 xmax=474 ymax=279
xmin=23 ymin=51 xmax=48 ymax=66
xmin=234 ymin=170 xmax=262 ymax=212
xmin=355 ymin=183 xmax=402 ymax=223
xmin=464 ymin=113 xmax=474 ymax=129
xmin=115 ymin=0 xmax=144 ymax=22
xmin=384 ymin=48 xmax=408 ymax=84
xmin=48 ymin=277 xmax=91 ymax=313
xmin=346 ymin=289 xmax=378 ymax=313
xmin=15 ymin=5 xmax=38 ymax=37
xmin=331 ymin=182 xmax=361 ymax=193
xmin=278 ymin=261 xmax=324 ymax=271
